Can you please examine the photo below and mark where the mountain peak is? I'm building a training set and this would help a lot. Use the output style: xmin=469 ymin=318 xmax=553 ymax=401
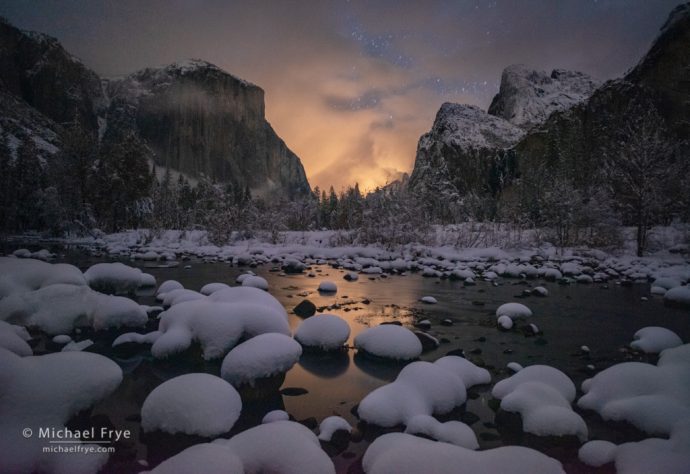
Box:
xmin=488 ymin=64 xmax=599 ymax=130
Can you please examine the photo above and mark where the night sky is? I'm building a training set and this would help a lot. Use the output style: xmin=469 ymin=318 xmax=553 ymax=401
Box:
xmin=0 ymin=0 xmax=681 ymax=191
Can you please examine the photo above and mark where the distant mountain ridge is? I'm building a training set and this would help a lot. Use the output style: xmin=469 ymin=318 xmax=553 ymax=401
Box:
xmin=0 ymin=18 xmax=311 ymax=199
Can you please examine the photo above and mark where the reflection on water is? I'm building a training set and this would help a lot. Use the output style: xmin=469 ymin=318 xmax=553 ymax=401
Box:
xmin=17 ymin=252 xmax=690 ymax=473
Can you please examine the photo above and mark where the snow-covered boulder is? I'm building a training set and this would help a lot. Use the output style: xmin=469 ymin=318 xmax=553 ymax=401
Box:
xmin=578 ymin=343 xmax=690 ymax=436
xmin=362 ymin=433 xmax=564 ymax=474
xmin=0 ymin=348 xmax=122 ymax=474
xmin=84 ymin=262 xmax=155 ymax=295
xmin=404 ymin=415 xmax=478 ymax=449
xmin=0 ymin=284 xmax=148 ymax=335
xmin=262 ymin=410 xmax=290 ymax=424
xmin=630 ymin=327 xmax=683 ymax=353
xmin=221 ymin=333 xmax=302 ymax=387
xmin=664 ymin=286 xmax=690 ymax=308
xmin=0 ymin=320 xmax=32 ymax=356
xmin=578 ymin=440 xmax=617 ymax=467
xmin=156 ymin=280 xmax=184 ymax=300
xmin=242 ymin=275 xmax=269 ymax=291
xmin=218 ymin=421 xmax=336 ymax=474
xmin=199 ymin=282 xmax=231 ymax=296
xmin=295 ymin=314 xmax=350 ymax=351
xmin=318 ymin=416 xmax=352 ymax=442
xmin=358 ymin=356 xmax=490 ymax=427
xmin=144 ymin=443 xmax=244 ymax=474
xmin=420 ymin=296 xmax=438 ymax=304
xmin=141 ymin=373 xmax=241 ymax=437
xmin=354 ymin=325 xmax=422 ymax=360
xmin=318 ymin=280 xmax=338 ymax=293
xmin=161 ymin=288 xmax=205 ymax=306
xmin=496 ymin=302 xmax=532 ymax=319
xmin=0 ymin=257 xmax=86 ymax=297
xmin=532 ymin=286 xmax=549 ymax=297
xmin=497 ymin=315 xmax=514 ymax=330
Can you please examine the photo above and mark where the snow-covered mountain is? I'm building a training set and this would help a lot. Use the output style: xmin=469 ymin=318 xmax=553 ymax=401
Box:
xmin=488 ymin=65 xmax=599 ymax=130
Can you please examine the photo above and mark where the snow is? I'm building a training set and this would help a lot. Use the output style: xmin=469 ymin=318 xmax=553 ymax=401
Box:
xmin=362 ymin=433 xmax=564 ymax=474
xmin=0 ymin=348 xmax=122 ymax=474
xmin=0 ymin=284 xmax=148 ymax=335
xmin=242 ymin=275 xmax=269 ymax=291
xmin=161 ymin=288 xmax=205 ymax=306
xmin=354 ymin=324 xmax=422 ymax=360
xmin=358 ymin=356 xmax=490 ymax=427
xmin=532 ymin=286 xmax=549 ymax=296
xmin=578 ymin=343 xmax=690 ymax=436
xmin=144 ymin=443 xmax=244 ymax=474
xmin=218 ymin=421 xmax=336 ymax=474
xmin=404 ymin=415 xmax=478 ymax=449
xmin=496 ymin=302 xmax=532 ymax=319
xmin=62 ymin=339 xmax=94 ymax=352
xmin=156 ymin=279 xmax=184 ymax=299
xmin=0 ymin=257 xmax=86 ymax=297
xmin=221 ymin=333 xmax=302 ymax=386
xmin=493 ymin=365 xmax=576 ymax=402
xmin=113 ymin=330 xmax=161 ymax=347
xmin=318 ymin=416 xmax=352 ymax=441
xmin=84 ymin=262 xmax=155 ymax=295
xmin=318 ymin=280 xmax=338 ymax=293
xmin=664 ymin=286 xmax=690 ymax=308
xmin=630 ymin=326 xmax=683 ymax=353
xmin=507 ymin=362 xmax=524 ymax=372
xmin=262 ymin=409 xmax=290 ymax=423
xmin=295 ymin=314 xmax=350 ymax=351
xmin=420 ymin=296 xmax=438 ymax=304
xmin=653 ymin=277 xmax=682 ymax=290
xmin=141 ymin=373 xmax=242 ymax=437
xmin=578 ymin=440 xmax=617 ymax=467
xmin=0 ymin=320 xmax=32 ymax=356
xmin=52 ymin=334 xmax=72 ymax=344
xmin=344 ymin=271 xmax=359 ymax=281
xmin=199 ymin=282 xmax=231 ymax=295
xmin=497 ymin=315 xmax=514 ymax=330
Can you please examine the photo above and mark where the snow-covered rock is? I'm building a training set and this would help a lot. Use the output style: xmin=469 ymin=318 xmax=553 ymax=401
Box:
xmin=0 ymin=320 xmax=32 ymax=356
xmin=221 ymin=333 xmax=302 ymax=387
xmin=0 ymin=284 xmax=148 ymax=335
xmin=295 ymin=314 xmax=350 ymax=351
xmin=578 ymin=343 xmax=690 ymax=436
xmin=84 ymin=262 xmax=155 ymax=295
xmin=354 ymin=325 xmax=422 ymax=360
xmin=141 ymin=373 xmax=241 ymax=437
xmin=0 ymin=348 xmax=122 ymax=474
xmin=242 ymin=275 xmax=269 ymax=291
xmin=318 ymin=416 xmax=352 ymax=442
xmin=0 ymin=257 xmax=86 ymax=297
xmin=156 ymin=280 xmax=184 ymax=299
xmin=161 ymin=288 xmax=205 ymax=306
xmin=362 ymin=433 xmax=564 ymax=474
xmin=630 ymin=327 xmax=683 ymax=353
xmin=404 ymin=415 xmax=478 ymax=449
xmin=318 ymin=280 xmax=337 ymax=293
xmin=218 ymin=421 xmax=335 ymax=474
xmin=496 ymin=302 xmax=532 ymax=319
xmin=497 ymin=315 xmax=514 ymax=330
xmin=144 ymin=443 xmax=244 ymax=474
xmin=578 ymin=440 xmax=617 ymax=467
xmin=664 ymin=286 xmax=690 ymax=308
xmin=262 ymin=410 xmax=290 ymax=424
xmin=358 ymin=356 xmax=490 ymax=427
xmin=199 ymin=282 xmax=231 ymax=296
xmin=420 ymin=296 xmax=438 ymax=304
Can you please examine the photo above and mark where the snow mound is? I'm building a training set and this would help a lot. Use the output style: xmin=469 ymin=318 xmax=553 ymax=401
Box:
xmin=0 ymin=257 xmax=86 ymax=297
xmin=156 ymin=280 xmax=184 ymax=299
xmin=318 ymin=416 xmax=352 ymax=441
xmin=0 ymin=348 xmax=122 ymax=474
xmin=498 ymin=315 xmax=513 ymax=330
xmin=221 ymin=333 xmax=302 ymax=386
xmin=420 ymin=296 xmax=438 ymax=304
xmin=161 ymin=288 xmax=205 ymax=306
xmin=358 ymin=356 xmax=490 ymax=427
xmin=318 ymin=280 xmax=338 ymax=293
xmin=84 ymin=262 xmax=155 ymax=295
xmin=0 ymin=284 xmax=148 ymax=335
xmin=493 ymin=365 xmax=576 ymax=402
xmin=578 ymin=343 xmax=690 ymax=436
xmin=199 ymin=282 xmax=231 ymax=295
xmin=578 ymin=440 xmax=617 ymax=467
xmin=404 ymin=415 xmax=478 ymax=449
xmin=496 ymin=302 xmax=532 ymax=319
xmin=664 ymin=286 xmax=690 ymax=308
xmin=242 ymin=275 xmax=269 ymax=291
xmin=362 ymin=433 xmax=564 ymax=474
xmin=218 ymin=421 xmax=335 ymax=474
xmin=263 ymin=410 xmax=290 ymax=424
xmin=145 ymin=443 xmax=244 ymax=474
xmin=354 ymin=325 xmax=422 ymax=360
xmin=141 ymin=373 xmax=242 ymax=437
xmin=0 ymin=320 xmax=32 ymax=356
xmin=152 ymin=291 xmax=290 ymax=360
xmin=630 ymin=327 xmax=683 ymax=353
xmin=295 ymin=314 xmax=350 ymax=351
